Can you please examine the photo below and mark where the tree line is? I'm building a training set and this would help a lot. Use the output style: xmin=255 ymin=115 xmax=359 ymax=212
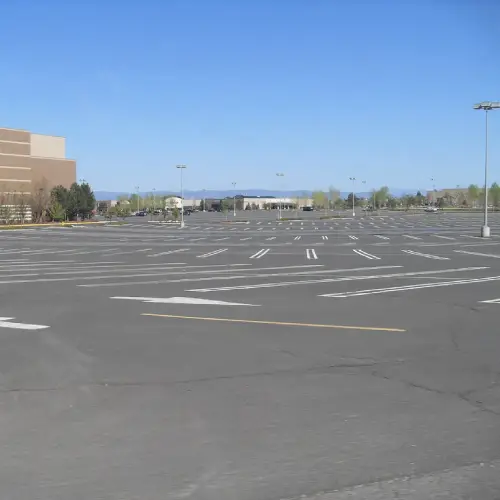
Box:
xmin=0 ymin=181 xmax=96 ymax=224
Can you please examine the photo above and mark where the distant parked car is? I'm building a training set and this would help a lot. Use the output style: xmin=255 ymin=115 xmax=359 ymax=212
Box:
xmin=135 ymin=211 xmax=147 ymax=216
xmin=425 ymin=206 xmax=438 ymax=213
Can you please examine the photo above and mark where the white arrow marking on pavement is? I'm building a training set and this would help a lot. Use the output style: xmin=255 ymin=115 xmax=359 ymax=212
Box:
xmin=110 ymin=297 xmax=259 ymax=306
xmin=0 ymin=317 xmax=49 ymax=330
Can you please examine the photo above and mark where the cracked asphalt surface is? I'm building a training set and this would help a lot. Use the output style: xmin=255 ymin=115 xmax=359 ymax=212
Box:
xmin=0 ymin=211 xmax=500 ymax=499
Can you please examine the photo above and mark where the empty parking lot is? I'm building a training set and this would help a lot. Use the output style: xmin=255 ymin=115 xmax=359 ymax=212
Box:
xmin=1 ymin=211 xmax=500 ymax=499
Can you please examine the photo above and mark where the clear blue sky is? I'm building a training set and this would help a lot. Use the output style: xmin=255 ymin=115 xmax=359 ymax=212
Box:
xmin=1 ymin=0 xmax=499 ymax=193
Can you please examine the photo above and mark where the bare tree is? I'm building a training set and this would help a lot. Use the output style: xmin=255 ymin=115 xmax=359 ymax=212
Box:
xmin=29 ymin=181 xmax=51 ymax=223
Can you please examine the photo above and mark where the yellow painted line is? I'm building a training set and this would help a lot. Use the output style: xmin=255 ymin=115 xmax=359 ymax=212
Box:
xmin=141 ymin=313 xmax=405 ymax=332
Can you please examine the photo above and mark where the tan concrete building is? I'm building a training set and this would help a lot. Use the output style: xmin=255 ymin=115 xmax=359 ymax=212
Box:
xmin=0 ymin=127 xmax=76 ymax=195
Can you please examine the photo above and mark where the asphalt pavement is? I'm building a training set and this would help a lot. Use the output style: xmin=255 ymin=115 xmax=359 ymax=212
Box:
xmin=1 ymin=210 xmax=500 ymax=499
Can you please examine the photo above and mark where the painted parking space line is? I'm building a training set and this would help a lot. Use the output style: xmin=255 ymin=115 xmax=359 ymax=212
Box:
xmin=403 ymin=235 xmax=422 ymax=240
xmin=214 ymin=237 xmax=230 ymax=241
xmin=348 ymin=235 xmax=358 ymax=240
xmin=188 ymin=267 xmax=484 ymax=293
xmin=141 ymin=313 xmax=405 ymax=332
xmin=240 ymin=237 xmax=252 ymax=241
xmin=197 ymin=248 xmax=228 ymax=258
xmin=480 ymin=297 xmax=500 ymax=304
xmin=353 ymin=249 xmax=380 ymax=260
xmin=454 ymin=250 xmax=500 ymax=258
xmin=148 ymin=248 xmax=190 ymax=258
xmin=189 ymin=237 xmax=207 ymax=242
xmin=306 ymin=248 xmax=318 ymax=260
xmin=374 ymin=235 xmax=390 ymax=240
xmin=266 ymin=237 xmax=276 ymax=241
xmin=112 ymin=296 xmax=259 ymax=306
xmin=433 ymin=234 xmax=456 ymax=240
xmin=401 ymin=249 xmax=449 ymax=260
xmin=321 ymin=275 xmax=500 ymax=298
xmin=322 ymin=235 xmax=328 ymax=240
xmin=249 ymin=248 xmax=270 ymax=259
xmin=294 ymin=236 xmax=301 ymax=240
xmin=0 ymin=317 xmax=49 ymax=330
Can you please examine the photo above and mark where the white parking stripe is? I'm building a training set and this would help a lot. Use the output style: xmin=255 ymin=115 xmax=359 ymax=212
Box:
xmin=374 ymin=235 xmax=390 ymax=240
xmin=188 ymin=267 xmax=484 ymax=293
xmin=148 ymin=249 xmax=190 ymax=257
xmin=402 ymin=249 xmax=449 ymax=260
xmin=433 ymin=234 xmax=455 ymax=240
xmin=348 ymin=235 xmax=358 ymax=240
xmin=321 ymin=275 xmax=500 ymax=298
xmin=353 ymin=249 xmax=380 ymax=260
xmin=240 ymin=237 xmax=252 ymax=241
xmin=294 ymin=236 xmax=301 ymax=240
xmin=454 ymin=250 xmax=500 ymax=258
xmin=322 ymin=235 xmax=328 ymax=240
xmin=249 ymin=248 xmax=270 ymax=259
xmin=197 ymin=248 xmax=228 ymax=258
xmin=266 ymin=237 xmax=276 ymax=240
xmin=306 ymin=249 xmax=318 ymax=260
xmin=403 ymin=235 xmax=422 ymax=240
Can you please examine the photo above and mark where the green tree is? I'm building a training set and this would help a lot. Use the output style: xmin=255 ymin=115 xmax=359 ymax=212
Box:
xmin=374 ymin=186 xmax=389 ymax=208
xmin=386 ymin=196 xmax=398 ymax=209
xmin=312 ymin=190 xmax=328 ymax=210
xmin=490 ymin=182 xmax=500 ymax=208
xmin=467 ymin=184 xmax=479 ymax=207
xmin=51 ymin=185 xmax=70 ymax=220
xmin=48 ymin=200 xmax=66 ymax=222
xmin=172 ymin=207 xmax=179 ymax=220
xmin=66 ymin=183 xmax=82 ymax=220
xmin=80 ymin=182 xmax=96 ymax=219
xmin=345 ymin=193 xmax=361 ymax=207
xmin=328 ymin=186 xmax=340 ymax=209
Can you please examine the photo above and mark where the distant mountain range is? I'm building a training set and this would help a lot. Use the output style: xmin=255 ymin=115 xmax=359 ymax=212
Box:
xmin=95 ymin=188 xmax=424 ymax=200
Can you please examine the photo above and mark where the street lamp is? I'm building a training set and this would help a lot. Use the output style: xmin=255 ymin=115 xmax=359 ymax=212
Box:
xmin=361 ymin=180 xmax=367 ymax=213
xmin=276 ymin=173 xmax=284 ymax=219
xmin=349 ymin=177 xmax=356 ymax=216
xmin=473 ymin=101 xmax=500 ymax=237
xmin=176 ymin=165 xmax=187 ymax=228
xmin=232 ymin=182 xmax=236 ymax=216
xmin=152 ymin=188 xmax=156 ymax=218
xmin=135 ymin=186 xmax=140 ymax=213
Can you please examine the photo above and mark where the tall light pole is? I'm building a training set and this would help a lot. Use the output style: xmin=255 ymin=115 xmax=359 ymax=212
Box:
xmin=276 ymin=172 xmax=284 ymax=219
xmin=232 ymin=182 xmax=236 ymax=216
xmin=152 ymin=188 xmax=156 ymax=218
xmin=176 ymin=165 xmax=187 ymax=228
xmin=349 ymin=177 xmax=356 ymax=216
xmin=474 ymin=102 xmax=500 ymax=237
xmin=135 ymin=186 xmax=140 ymax=213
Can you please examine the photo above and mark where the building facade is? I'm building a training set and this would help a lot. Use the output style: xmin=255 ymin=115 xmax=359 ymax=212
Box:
xmin=0 ymin=127 xmax=76 ymax=195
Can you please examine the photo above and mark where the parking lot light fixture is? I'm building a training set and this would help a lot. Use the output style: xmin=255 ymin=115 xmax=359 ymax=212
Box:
xmin=176 ymin=165 xmax=187 ymax=228
xmin=232 ymin=182 xmax=236 ymax=216
xmin=349 ymin=177 xmax=356 ymax=216
xmin=474 ymin=102 xmax=500 ymax=237
xmin=276 ymin=173 xmax=285 ymax=219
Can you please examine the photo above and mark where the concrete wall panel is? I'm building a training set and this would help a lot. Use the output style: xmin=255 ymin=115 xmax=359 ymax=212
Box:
xmin=0 ymin=128 xmax=30 ymax=143
xmin=0 ymin=141 xmax=31 ymax=155
xmin=30 ymin=133 xmax=66 ymax=159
